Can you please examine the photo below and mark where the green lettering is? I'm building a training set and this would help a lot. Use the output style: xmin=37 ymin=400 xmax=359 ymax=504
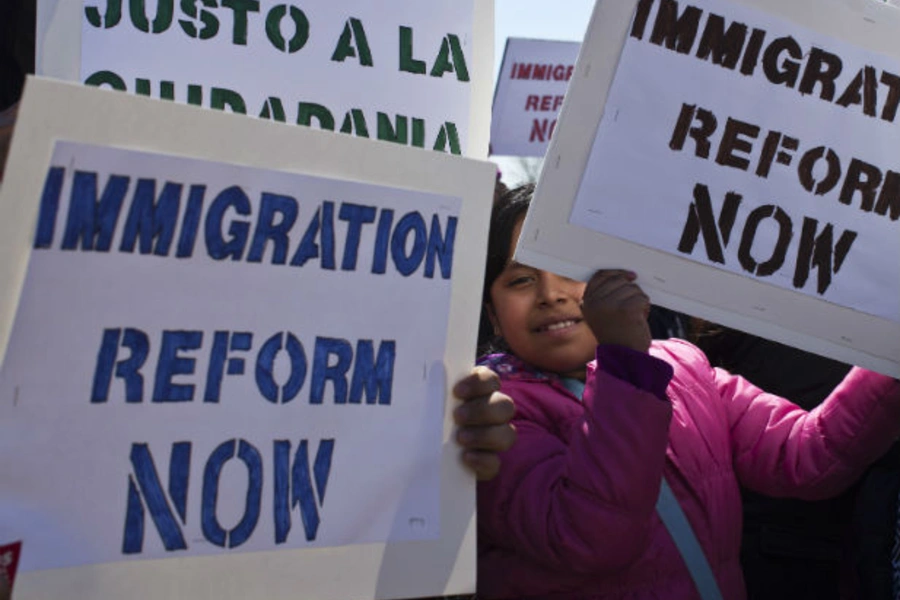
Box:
xmin=266 ymin=5 xmax=309 ymax=53
xmin=340 ymin=109 xmax=370 ymax=137
xmin=179 ymin=0 xmax=219 ymax=39
xmin=331 ymin=18 xmax=373 ymax=66
xmin=84 ymin=70 xmax=127 ymax=90
xmin=412 ymin=118 xmax=425 ymax=148
xmin=161 ymin=81 xmax=175 ymax=100
xmin=260 ymin=97 xmax=287 ymax=121
xmin=210 ymin=88 xmax=247 ymax=113
xmin=85 ymin=0 xmax=122 ymax=28
xmin=297 ymin=103 xmax=335 ymax=129
xmin=187 ymin=84 xmax=203 ymax=106
xmin=399 ymin=26 xmax=426 ymax=75
xmin=135 ymin=79 xmax=175 ymax=100
xmin=221 ymin=0 xmax=260 ymax=45
xmin=376 ymin=114 xmax=408 ymax=144
xmin=433 ymin=122 xmax=461 ymax=155
xmin=430 ymin=34 xmax=470 ymax=82
xmin=130 ymin=0 xmax=174 ymax=33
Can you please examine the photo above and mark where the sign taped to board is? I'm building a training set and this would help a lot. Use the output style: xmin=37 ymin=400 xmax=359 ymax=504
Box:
xmin=0 ymin=76 xmax=495 ymax=600
xmin=518 ymin=0 xmax=900 ymax=376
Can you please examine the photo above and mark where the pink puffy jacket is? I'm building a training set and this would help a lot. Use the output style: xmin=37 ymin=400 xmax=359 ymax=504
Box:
xmin=477 ymin=340 xmax=900 ymax=599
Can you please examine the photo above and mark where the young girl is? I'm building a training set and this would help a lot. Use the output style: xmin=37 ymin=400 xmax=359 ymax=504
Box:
xmin=475 ymin=184 xmax=900 ymax=599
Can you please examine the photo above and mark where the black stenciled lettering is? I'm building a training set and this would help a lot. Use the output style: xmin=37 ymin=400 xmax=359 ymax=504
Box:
xmin=762 ymin=36 xmax=802 ymax=88
xmin=695 ymin=13 xmax=747 ymax=70
xmin=715 ymin=117 xmax=760 ymax=171
xmin=836 ymin=66 xmax=879 ymax=117
xmin=737 ymin=205 xmax=792 ymax=276
xmin=876 ymin=171 xmax=900 ymax=221
xmin=739 ymin=28 xmax=766 ymax=76
xmin=677 ymin=183 xmax=742 ymax=263
xmin=793 ymin=218 xmax=857 ymax=295
xmin=650 ymin=0 xmax=702 ymax=54
xmin=797 ymin=47 xmax=843 ymax=101
xmin=880 ymin=71 xmax=900 ymax=122
xmin=798 ymin=147 xmax=842 ymax=196
xmin=839 ymin=159 xmax=882 ymax=211
xmin=669 ymin=103 xmax=717 ymax=158
xmin=630 ymin=0 xmax=654 ymax=40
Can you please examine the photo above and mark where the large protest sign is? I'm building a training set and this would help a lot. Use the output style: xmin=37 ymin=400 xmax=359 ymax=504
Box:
xmin=516 ymin=0 xmax=900 ymax=376
xmin=35 ymin=0 xmax=493 ymax=158
xmin=490 ymin=38 xmax=580 ymax=157
xmin=0 ymin=77 xmax=496 ymax=599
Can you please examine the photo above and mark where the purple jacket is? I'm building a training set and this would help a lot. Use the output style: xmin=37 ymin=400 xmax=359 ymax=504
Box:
xmin=477 ymin=339 xmax=900 ymax=599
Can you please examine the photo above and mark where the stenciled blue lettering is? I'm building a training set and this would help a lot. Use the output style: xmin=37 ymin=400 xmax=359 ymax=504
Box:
xmin=34 ymin=166 xmax=65 ymax=249
xmin=310 ymin=337 xmax=353 ymax=404
xmin=201 ymin=438 xmax=262 ymax=548
xmin=338 ymin=203 xmax=377 ymax=270
xmin=247 ymin=192 xmax=299 ymax=264
xmin=120 ymin=178 xmax=183 ymax=255
xmin=273 ymin=439 xmax=335 ymax=543
xmin=152 ymin=330 xmax=203 ymax=402
xmin=91 ymin=327 xmax=150 ymax=403
xmin=255 ymin=332 xmax=307 ymax=404
xmin=62 ymin=171 xmax=130 ymax=251
xmin=122 ymin=441 xmax=190 ymax=554
xmin=205 ymin=185 xmax=251 ymax=260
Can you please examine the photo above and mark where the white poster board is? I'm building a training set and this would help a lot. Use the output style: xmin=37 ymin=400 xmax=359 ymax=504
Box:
xmin=490 ymin=38 xmax=581 ymax=157
xmin=35 ymin=0 xmax=493 ymax=159
xmin=519 ymin=0 xmax=900 ymax=377
xmin=0 ymin=76 xmax=496 ymax=599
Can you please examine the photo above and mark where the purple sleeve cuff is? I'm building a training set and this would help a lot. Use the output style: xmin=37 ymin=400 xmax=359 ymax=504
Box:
xmin=595 ymin=345 xmax=674 ymax=402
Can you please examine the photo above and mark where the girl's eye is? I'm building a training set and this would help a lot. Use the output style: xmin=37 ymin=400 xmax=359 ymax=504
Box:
xmin=508 ymin=275 xmax=534 ymax=287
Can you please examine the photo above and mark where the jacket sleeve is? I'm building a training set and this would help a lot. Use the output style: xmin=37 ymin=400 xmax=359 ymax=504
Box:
xmin=477 ymin=349 xmax=674 ymax=574
xmin=721 ymin=363 xmax=900 ymax=500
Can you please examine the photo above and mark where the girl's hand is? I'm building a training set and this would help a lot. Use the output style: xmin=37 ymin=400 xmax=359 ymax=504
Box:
xmin=581 ymin=270 xmax=652 ymax=353
xmin=452 ymin=367 xmax=517 ymax=481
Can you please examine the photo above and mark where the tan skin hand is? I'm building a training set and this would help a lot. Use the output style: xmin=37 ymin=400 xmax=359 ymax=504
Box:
xmin=581 ymin=270 xmax=652 ymax=354
xmin=452 ymin=366 xmax=517 ymax=481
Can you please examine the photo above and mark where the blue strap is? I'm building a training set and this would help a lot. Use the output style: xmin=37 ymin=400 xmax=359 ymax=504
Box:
xmin=560 ymin=377 xmax=585 ymax=400
xmin=656 ymin=478 xmax=724 ymax=600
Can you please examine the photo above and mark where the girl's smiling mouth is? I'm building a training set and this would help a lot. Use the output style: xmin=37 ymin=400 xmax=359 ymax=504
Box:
xmin=533 ymin=317 xmax=583 ymax=334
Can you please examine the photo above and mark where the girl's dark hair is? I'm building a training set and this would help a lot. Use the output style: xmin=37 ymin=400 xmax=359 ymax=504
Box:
xmin=476 ymin=183 xmax=534 ymax=355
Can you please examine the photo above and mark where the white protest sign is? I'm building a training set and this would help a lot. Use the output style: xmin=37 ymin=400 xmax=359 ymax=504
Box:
xmin=490 ymin=38 xmax=580 ymax=157
xmin=0 ymin=76 xmax=496 ymax=599
xmin=518 ymin=0 xmax=900 ymax=376
xmin=35 ymin=0 xmax=493 ymax=158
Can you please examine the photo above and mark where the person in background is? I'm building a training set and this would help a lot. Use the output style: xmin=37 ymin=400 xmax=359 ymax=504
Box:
xmin=474 ymin=184 xmax=900 ymax=599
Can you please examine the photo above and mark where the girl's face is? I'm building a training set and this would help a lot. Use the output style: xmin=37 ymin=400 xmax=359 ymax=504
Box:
xmin=488 ymin=219 xmax=597 ymax=380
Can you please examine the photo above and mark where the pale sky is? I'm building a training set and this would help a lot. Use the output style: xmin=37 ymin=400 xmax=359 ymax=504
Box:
xmin=494 ymin=0 xmax=595 ymax=77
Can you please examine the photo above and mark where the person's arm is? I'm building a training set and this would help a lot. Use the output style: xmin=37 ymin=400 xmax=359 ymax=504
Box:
xmin=452 ymin=366 xmax=516 ymax=481
xmin=720 ymin=359 xmax=900 ymax=499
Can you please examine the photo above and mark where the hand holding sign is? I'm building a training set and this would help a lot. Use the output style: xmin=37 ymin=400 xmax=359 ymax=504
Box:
xmin=453 ymin=366 xmax=517 ymax=481
xmin=581 ymin=270 xmax=652 ymax=354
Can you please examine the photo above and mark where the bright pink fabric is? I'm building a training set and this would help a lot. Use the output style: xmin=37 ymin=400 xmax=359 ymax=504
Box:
xmin=477 ymin=339 xmax=900 ymax=599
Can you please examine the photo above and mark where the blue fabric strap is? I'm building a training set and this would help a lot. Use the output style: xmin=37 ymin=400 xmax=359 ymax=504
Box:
xmin=560 ymin=377 xmax=586 ymax=400
xmin=656 ymin=478 xmax=724 ymax=600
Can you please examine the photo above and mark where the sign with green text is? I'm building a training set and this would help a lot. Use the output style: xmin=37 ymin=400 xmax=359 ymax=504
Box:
xmin=36 ymin=0 xmax=493 ymax=158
